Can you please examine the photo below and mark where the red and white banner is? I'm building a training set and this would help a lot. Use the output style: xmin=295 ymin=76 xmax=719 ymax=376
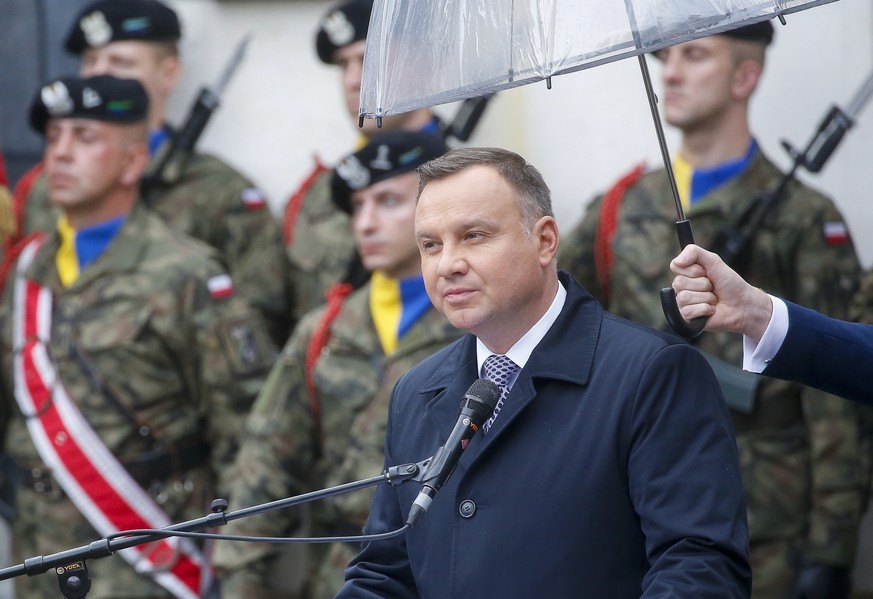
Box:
xmin=12 ymin=238 xmax=206 ymax=599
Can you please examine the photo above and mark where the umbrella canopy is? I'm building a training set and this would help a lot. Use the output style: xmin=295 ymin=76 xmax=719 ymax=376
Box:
xmin=360 ymin=0 xmax=838 ymax=120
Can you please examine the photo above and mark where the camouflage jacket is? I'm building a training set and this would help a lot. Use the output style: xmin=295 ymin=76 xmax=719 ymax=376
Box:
xmin=0 ymin=204 xmax=276 ymax=598
xmin=558 ymin=150 xmax=870 ymax=566
xmin=214 ymin=280 xmax=461 ymax=598
xmin=22 ymin=144 xmax=294 ymax=345
xmin=284 ymin=165 xmax=359 ymax=322
xmin=851 ymin=269 xmax=873 ymax=325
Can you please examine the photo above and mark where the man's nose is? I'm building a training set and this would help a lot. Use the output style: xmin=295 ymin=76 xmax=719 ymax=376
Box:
xmin=49 ymin=130 xmax=74 ymax=159
xmin=436 ymin=242 xmax=467 ymax=278
xmin=353 ymin=201 xmax=378 ymax=234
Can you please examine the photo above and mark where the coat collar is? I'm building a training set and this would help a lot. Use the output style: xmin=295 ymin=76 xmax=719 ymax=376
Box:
xmin=26 ymin=203 xmax=152 ymax=293
xmin=420 ymin=272 xmax=602 ymax=463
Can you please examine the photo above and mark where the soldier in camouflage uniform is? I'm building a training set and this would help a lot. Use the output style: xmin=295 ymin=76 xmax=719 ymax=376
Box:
xmin=559 ymin=23 xmax=870 ymax=599
xmin=12 ymin=0 xmax=293 ymax=345
xmin=0 ymin=75 xmax=275 ymax=598
xmin=285 ymin=0 xmax=442 ymax=322
xmin=215 ymin=132 xmax=459 ymax=598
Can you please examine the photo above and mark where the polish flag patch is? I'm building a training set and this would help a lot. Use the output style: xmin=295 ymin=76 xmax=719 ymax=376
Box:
xmin=823 ymin=221 xmax=849 ymax=245
xmin=241 ymin=188 xmax=266 ymax=210
xmin=208 ymin=274 xmax=234 ymax=299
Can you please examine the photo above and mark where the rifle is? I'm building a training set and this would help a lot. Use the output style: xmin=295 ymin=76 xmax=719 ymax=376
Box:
xmin=711 ymin=65 xmax=873 ymax=273
xmin=142 ymin=33 xmax=252 ymax=195
xmin=442 ymin=94 xmax=494 ymax=143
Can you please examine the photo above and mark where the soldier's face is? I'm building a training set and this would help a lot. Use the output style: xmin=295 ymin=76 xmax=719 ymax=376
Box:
xmin=416 ymin=166 xmax=559 ymax=352
xmin=334 ymin=40 xmax=427 ymax=137
xmin=81 ymin=42 xmax=180 ymax=124
xmin=350 ymin=171 xmax=422 ymax=280
xmin=657 ymin=37 xmax=740 ymax=132
xmin=44 ymin=118 xmax=144 ymax=222
xmin=335 ymin=40 xmax=367 ymax=125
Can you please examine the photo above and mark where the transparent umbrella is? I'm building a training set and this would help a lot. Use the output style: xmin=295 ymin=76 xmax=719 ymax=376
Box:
xmin=359 ymin=0 xmax=841 ymax=337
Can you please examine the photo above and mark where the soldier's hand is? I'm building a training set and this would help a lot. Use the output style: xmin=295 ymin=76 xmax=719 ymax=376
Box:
xmin=791 ymin=557 xmax=851 ymax=599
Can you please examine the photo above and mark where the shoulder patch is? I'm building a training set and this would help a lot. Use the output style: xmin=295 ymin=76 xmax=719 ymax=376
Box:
xmin=208 ymin=274 xmax=235 ymax=299
xmin=823 ymin=221 xmax=849 ymax=245
xmin=241 ymin=187 xmax=266 ymax=210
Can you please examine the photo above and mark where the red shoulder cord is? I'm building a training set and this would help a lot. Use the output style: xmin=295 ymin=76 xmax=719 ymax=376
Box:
xmin=0 ymin=163 xmax=45 ymax=297
xmin=594 ymin=163 xmax=645 ymax=308
xmin=304 ymin=282 xmax=354 ymax=456
xmin=0 ymin=232 xmax=43 ymax=297
xmin=283 ymin=158 xmax=329 ymax=245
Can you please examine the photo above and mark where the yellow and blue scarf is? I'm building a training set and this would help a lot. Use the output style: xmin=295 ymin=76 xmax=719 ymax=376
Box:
xmin=673 ymin=139 xmax=757 ymax=211
xmin=56 ymin=214 xmax=125 ymax=287
xmin=370 ymin=271 xmax=432 ymax=355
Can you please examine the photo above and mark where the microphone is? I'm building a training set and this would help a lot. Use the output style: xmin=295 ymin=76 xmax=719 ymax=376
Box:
xmin=406 ymin=378 xmax=501 ymax=526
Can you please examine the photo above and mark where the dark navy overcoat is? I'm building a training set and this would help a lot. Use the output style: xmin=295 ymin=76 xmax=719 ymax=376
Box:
xmin=339 ymin=273 xmax=751 ymax=598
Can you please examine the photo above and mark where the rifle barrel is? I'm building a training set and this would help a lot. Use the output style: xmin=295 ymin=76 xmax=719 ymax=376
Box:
xmin=214 ymin=33 xmax=252 ymax=97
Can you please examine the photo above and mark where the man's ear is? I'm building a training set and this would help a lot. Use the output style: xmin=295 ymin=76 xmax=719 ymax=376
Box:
xmin=157 ymin=54 xmax=182 ymax=97
xmin=534 ymin=215 xmax=560 ymax=267
xmin=120 ymin=142 xmax=149 ymax=187
xmin=731 ymin=59 xmax=762 ymax=101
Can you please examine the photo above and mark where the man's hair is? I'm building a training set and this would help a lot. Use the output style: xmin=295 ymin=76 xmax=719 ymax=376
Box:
xmin=152 ymin=40 xmax=180 ymax=59
xmin=417 ymin=147 xmax=553 ymax=234
xmin=729 ymin=39 xmax=766 ymax=69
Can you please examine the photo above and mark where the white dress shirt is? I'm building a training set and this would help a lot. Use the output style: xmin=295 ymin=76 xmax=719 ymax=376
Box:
xmin=743 ymin=294 xmax=789 ymax=373
xmin=476 ymin=280 xmax=568 ymax=385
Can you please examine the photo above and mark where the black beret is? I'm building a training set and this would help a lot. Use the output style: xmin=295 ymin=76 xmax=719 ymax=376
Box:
xmin=315 ymin=0 xmax=373 ymax=64
xmin=721 ymin=20 xmax=774 ymax=46
xmin=332 ymin=131 xmax=449 ymax=213
xmin=65 ymin=0 xmax=181 ymax=54
xmin=29 ymin=75 xmax=149 ymax=134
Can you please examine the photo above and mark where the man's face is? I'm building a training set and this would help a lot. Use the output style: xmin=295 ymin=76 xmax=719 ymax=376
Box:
xmin=81 ymin=41 xmax=178 ymax=120
xmin=415 ymin=165 xmax=557 ymax=351
xmin=44 ymin=118 xmax=138 ymax=213
xmin=657 ymin=36 xmax=739 ymax=132
xmin=334 ymin=39 xmax=425 ymax=137
xmin=350 ymin=171 xmax=421 ymax=280
xmin=335 ymin=39 xmax=367 ymax=126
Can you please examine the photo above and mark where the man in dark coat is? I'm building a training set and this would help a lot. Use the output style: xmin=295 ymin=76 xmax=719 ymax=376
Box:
xmin=337 ymin=147 xmax=751 ymax=598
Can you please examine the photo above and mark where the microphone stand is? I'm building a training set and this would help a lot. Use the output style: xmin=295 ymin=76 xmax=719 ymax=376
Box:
xmin=0 ymin=460 xmax=430 ymax=598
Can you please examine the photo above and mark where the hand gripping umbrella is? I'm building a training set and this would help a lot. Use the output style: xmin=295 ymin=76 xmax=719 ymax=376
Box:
xmin=358 ymin=0 xmax=840 ymax=338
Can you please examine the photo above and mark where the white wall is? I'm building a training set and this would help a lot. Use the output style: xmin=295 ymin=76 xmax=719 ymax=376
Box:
xmin=169 ymin=0 xmax=873 ymax=266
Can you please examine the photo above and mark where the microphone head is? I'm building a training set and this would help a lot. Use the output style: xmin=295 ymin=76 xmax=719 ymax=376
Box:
xmin=459 ymin=378 xmax=501 ymax=426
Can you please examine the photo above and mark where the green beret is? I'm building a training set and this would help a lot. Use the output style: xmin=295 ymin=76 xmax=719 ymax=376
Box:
xmin=332 ymin=131 xmax=448 ymax=213
xmin=65 ymin=0 xmax=181 ymax=54
xmin=29 ymin=75 xmax=149 ymax=134
xmin=315 ymin=0 xmax=373 ymax=64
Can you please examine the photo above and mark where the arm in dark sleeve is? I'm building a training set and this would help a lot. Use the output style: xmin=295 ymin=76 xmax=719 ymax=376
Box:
xmin=765 ymin=300 xmax=873 ymax=404
xmin=631 ymin=344 xmax=751 ymax=598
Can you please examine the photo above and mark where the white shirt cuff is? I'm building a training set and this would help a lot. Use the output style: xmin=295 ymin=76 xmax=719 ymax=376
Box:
xmin=743 ymin=295 xmax=788 ymax=373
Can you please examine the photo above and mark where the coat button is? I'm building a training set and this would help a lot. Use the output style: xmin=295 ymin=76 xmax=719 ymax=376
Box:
xmin=459 ymin=499 xmax=476 ymax=518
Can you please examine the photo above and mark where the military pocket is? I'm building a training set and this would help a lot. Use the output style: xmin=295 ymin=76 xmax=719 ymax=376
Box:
xmin=77 ymin=303 xmax=151 ymax=349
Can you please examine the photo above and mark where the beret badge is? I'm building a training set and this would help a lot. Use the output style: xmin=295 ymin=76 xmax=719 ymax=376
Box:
xmin=81 ymin=11 xmax=113 ymax=48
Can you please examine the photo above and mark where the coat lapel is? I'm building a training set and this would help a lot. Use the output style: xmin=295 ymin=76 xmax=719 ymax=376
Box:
xmin=419 ymin=274 xmax=604 ymax=470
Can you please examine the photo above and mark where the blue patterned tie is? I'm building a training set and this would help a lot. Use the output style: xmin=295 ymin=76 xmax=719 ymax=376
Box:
xmin=481 ymin=354 xmax=520 ymax=433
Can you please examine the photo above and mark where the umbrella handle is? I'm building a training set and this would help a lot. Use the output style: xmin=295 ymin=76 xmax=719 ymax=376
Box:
xmin=661 ymin=220 xmax=707 ymax=339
